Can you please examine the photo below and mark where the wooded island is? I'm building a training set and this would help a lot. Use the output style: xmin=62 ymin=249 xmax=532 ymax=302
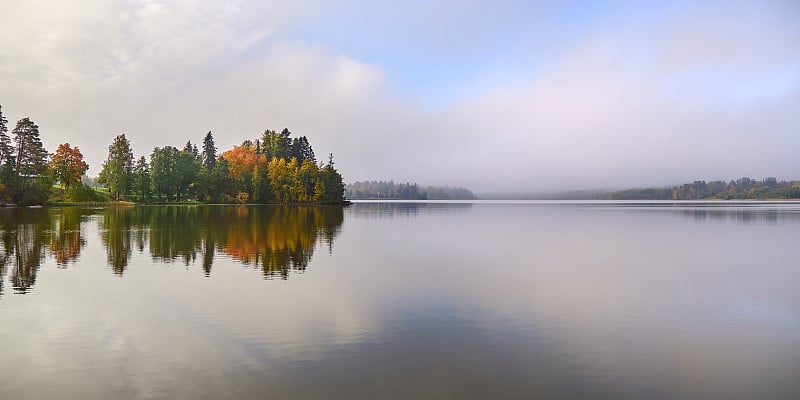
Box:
xmin=0 ymin=105 xmax=345 ymax=205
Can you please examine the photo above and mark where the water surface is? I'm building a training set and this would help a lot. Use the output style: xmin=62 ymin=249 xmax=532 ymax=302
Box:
xmin=1 ymin=202 xmax=799 ymax=399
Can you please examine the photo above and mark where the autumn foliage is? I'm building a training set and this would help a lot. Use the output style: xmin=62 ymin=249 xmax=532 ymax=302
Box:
xmin=223 ymin=145 xmax=265 ymax=183
xmin=50 ymin=143 xmax=89 ymax=189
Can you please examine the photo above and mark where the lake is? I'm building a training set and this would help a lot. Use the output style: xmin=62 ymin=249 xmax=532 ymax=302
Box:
xmin=1 ymin=201 xmax=799 ymax=399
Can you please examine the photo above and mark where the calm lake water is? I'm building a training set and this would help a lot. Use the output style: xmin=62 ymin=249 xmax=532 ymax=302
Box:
xmin=1 ymin=201 xmax=799 ymax=399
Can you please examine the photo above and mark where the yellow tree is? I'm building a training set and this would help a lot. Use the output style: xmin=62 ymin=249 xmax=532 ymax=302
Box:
xmin=267 ymin=157 xmax=290 ymax=202
xmin=297 ymin=158 xmax=318 ymax=202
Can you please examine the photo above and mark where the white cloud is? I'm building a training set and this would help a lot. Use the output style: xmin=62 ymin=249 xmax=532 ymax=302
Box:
xmin=0 ymin=1 xmax=797 ymax=192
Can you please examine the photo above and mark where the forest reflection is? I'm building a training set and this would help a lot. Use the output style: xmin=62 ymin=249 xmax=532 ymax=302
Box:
xmin=104 ymin=206 xmax=343 ymax=277
xmin=0 ymin=205 xmax=344 ymax=296
xmin=0 ymin=208 xmax=94 ymax=295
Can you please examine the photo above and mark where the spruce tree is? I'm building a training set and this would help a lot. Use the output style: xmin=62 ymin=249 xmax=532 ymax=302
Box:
xmin=0 ymin=106 xmax=12 ymax=167
xmin=202 ymin=131 xmax=216 ymax=172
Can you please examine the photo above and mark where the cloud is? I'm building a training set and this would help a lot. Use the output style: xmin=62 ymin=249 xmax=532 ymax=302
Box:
xmin=0 ymin=1 xmax=797 ymax=192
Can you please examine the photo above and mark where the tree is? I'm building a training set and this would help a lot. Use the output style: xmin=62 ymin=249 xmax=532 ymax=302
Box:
xmin=212 ymin=155 xmax=233 ymax=201
xmin=289 ymin=135 xmax=316 ymax=163
xmin=50 ymin=143 xmax=89 ymax=189
xmin=99 ymin=134 xmax=134 ymax=199
xmin=176 ymin=146 xmax=200 ymax=201
xmin=267 ymin=157 xmax=291 ymax=202
xmin=150 ymin=146 xmax=179 ymax=201
xmin=201 ymin=131 xmax=217 ymax=172
xmin=13 ymin=118 xmax=48 ymax=180
xmin=0 ymin=106 xmax=9 ymax=164
xmin=298 ymin=158 xmax=319 ymax=201
xmin=12 ymin=117 xmax=49 ymax=203
xmin=183 ymin=140 xmax=199 ymax=160
xmin=133 ymin=156 xmax=151 ymax=202
xmin=316 ymin=153 xmax=344 ymax=203
xmin=262 ymin=129 xmax=291 ymax=161
xmin=223 ymin=145 xmax=264 ymax=197
xmin=0 ymin=105 xmax=15 ymax=202
xmin=252 ymin=160 xmax=273 ymax=203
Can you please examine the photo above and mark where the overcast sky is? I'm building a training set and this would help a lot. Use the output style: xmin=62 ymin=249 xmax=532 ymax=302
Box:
xmin=1 ymin=0 xmax=798 ymax=192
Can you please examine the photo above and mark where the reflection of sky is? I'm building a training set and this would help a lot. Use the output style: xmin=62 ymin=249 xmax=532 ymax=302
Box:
xmin=1 ymin=203 xmax=799 ymax=398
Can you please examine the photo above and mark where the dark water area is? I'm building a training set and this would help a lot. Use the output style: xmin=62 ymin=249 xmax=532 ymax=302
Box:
xmin=1 ymin=201 xmax=799 ymax=399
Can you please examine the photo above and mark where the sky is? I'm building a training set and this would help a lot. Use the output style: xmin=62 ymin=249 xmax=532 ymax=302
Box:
xmin=0 ymin=0 xmax=798 ymax=192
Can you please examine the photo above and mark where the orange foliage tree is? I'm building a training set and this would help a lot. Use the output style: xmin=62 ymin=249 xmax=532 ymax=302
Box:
xmin=50 ymin=143 xmax=89 ymax=189
xmin=222 ymin=145 xmax=265 ymax=199
xmin=222 ymin=146 xmax=265 ymax=182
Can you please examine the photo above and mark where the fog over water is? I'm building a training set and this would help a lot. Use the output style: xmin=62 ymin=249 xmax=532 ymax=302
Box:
xmin=1 ymin=1 xmax=798 ymax=191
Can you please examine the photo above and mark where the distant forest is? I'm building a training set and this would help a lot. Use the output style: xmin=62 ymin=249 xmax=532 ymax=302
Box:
xmin=480 ymin=178 xmax=800 ymax=201
xmin=346 ymin=181 xmax=477 ymax=200
xmin=602 ymin=177 xmax=800 ymax=200
xmin=0 ymin=104 xmax=345 ymax=205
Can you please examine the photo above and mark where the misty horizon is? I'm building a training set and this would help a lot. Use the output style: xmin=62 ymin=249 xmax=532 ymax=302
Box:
xmin=1 ymin=1 xmax=798 ymax=192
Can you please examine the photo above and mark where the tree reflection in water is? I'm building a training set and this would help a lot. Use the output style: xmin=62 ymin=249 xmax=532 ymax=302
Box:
xmin=49 ymin=208 xmax=90 ymax=267
xmin=0 ymin=205 xmax=344 ymax=296
xmin=104 ymin=205 xmax=344 ymax=278
xmin=0 ymin=208 xmax=56 ymax=294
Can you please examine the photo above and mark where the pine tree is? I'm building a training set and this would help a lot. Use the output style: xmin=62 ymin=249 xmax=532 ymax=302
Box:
xmin=13 ymin=118 xmax=48 ymax=178
xmin=183 ymin=141 xmax=199 ymax=159
xmin=0 ymin=105 xmax=16 ymax=202
xmin=289 ymin=136 xmax=316 ymax=163
xmin=0 ymin=106 xmax=12 ymax=167
xmin=11 ymin=117 xmax=49 ymax=204
xmin=318 ymin=153 xmax=344 ymax=203
xmin=202 ymin=131 xmax=217 ymax=172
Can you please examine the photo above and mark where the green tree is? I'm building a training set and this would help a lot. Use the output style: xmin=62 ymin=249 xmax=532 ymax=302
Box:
xmin=183 ymin=141 xmax=199 ymax=160
xmin=201 ymin=131 xmax=217 ymax=172
xmin=150 ymin=146 xmax=178 ymax=201
xmin=0 ymin=105 xmax=16 ymax=203
xmin=133 ymin=156 xmax=151 ymax=202
xmin=316 ymin=153 xmax=344 ymax=203
xmin=98 ymin=134 xmax=134 ymax=199
xmin=176 ymin=146 xmax=200 ymax=201
xmin=262 ymin=129 xmax=291 ymax=161
xmin=12 ymin=118 xmax=49 ymax=204
xmin=212 ymin=155 xmax=233 ymax=202
xmin=252 ymin=160 xmax=273 ymax=203
xmin=290 ymin=136 xmax=316 ymax=163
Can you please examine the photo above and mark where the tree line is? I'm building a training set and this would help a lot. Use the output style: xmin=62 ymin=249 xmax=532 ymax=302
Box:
xmin=602 ymin=177 xmax=800 ymax=200
xmin=346 ymin=180 xmax=477 ymax=200
xmin=0 ymin=104 xmax=345 ymax=205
